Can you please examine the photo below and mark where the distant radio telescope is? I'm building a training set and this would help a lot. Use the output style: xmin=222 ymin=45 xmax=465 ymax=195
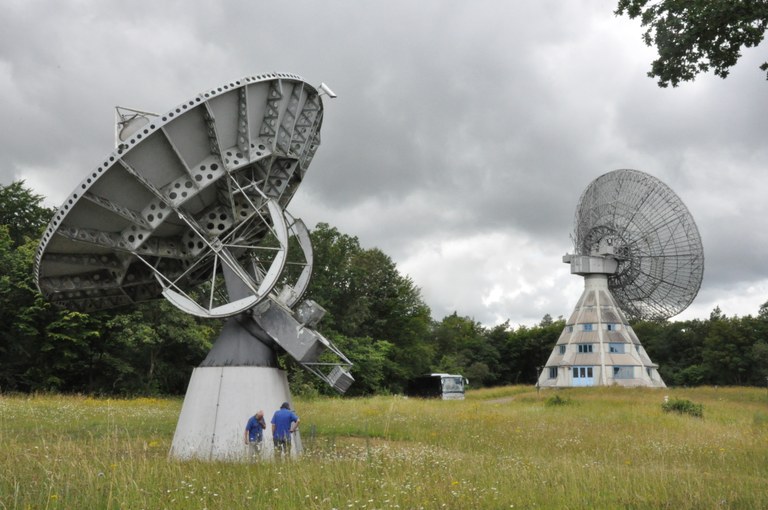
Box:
xmin=538 ymin=169 xmax=704 ymax=388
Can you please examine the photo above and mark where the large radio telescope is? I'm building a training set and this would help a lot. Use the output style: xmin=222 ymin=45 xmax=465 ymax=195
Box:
xmin=538 ymin=169 xmax=704 ymax=388
xmin=35 ymin=73 xmax=352 ymax=460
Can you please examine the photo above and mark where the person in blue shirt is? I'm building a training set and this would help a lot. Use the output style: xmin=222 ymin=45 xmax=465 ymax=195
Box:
xmin=271 ymin=402 xmax=299 ymax=456
xmin=244 ymin=410 xmax=266 ymax=458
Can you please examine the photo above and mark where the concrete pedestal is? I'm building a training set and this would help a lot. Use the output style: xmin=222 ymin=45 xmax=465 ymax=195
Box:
xmin=169 ymin=366 xmax=302 ymax=461
xmin=538 ymin=269 xmax=666 ymax=389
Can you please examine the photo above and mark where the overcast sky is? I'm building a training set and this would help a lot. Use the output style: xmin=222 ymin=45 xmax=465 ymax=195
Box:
xmin=2 ymin=0 xmax=767 ymax=327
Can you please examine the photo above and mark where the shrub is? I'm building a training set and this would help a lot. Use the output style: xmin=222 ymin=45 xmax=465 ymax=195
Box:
xmin=662 ymin=397 xmax=703 ymax=418
xmin=545 ymin=394 xmax=572 ymax=407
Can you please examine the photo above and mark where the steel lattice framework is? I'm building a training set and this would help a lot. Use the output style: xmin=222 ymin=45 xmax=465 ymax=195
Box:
xmin=35 ymin=73 xmax=322 ymax=318
xmin=573 ymin=169 xmax=704 ymax=321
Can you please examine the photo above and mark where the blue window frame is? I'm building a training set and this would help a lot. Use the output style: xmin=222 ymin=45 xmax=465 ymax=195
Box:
xmin=572 ymin=366 xmax=594 ymax=386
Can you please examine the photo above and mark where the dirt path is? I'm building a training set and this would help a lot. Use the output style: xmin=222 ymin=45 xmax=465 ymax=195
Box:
xmin=483 ymin=396 xmax=516 ymax=404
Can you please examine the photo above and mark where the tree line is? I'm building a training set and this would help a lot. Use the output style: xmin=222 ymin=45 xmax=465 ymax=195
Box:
xmin=2 ymin=181 xmax=768 ymax=396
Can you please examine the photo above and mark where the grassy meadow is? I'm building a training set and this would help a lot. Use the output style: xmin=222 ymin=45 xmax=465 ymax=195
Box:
xmin=1 ymin=386 xmax=767 ymax=509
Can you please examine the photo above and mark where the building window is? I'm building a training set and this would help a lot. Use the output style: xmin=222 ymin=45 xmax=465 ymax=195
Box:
xmin=606 ymin=323 xmax=619 ymax=331
xmin=549 ymin=367 xmax=557 ymax=379
xmin=559 ymin=345 xmax=566 ymax=354
xmin=647 ymin=368 xmax=653 ymax=379
xmin=573 ymin=366 xmax=593 ymax=378
xmin=567 ymin=325 xmax=574 ymax=332
xmin=613 ymin=366 xmax=633 ymax=379
xmin=578 ymin=344 xmax=593 ymax=353
xmin=609 ymin=343 xmax=624 ymax=354
xmin=583 ymin=323 xmax=593 ymax=332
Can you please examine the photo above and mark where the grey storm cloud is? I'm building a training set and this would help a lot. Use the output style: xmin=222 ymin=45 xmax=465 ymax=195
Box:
xmin=2 ymin=0 xmax=767 ymax=326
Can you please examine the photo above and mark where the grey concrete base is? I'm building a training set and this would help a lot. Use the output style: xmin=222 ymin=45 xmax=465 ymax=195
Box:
xmin=538 ymin=272 xmax=666 ymax=389
xmin=169 ymin=366 xmax=303 ymax=461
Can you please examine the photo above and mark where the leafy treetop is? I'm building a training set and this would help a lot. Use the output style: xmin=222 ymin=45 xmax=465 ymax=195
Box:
xmin=616 ymin=0 xmax=768 ymax=87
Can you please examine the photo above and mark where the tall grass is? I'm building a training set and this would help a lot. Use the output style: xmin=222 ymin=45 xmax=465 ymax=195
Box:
xmin=1 ymin=386 xmax=766 ymax=509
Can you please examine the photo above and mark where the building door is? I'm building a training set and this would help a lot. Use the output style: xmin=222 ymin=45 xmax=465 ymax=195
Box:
xmin=572 ymin=366 xmax=594 ymax=386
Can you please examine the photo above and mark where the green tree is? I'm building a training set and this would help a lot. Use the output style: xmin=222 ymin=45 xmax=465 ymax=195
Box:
xmin=324 ymin=334 xmax=395 ymax=396
xmin=0 ymin=182 xmax=66 ymax=390
xmin=753 ymin=301 xmax=768 ymax=385
xmin=0 ymin=225 xmax=106 ymax=392
xmin=759 ymin=300 xmax=768 ymax=320
xmin=306 ymin=223 xmax=433 ymax=390
xmin=633 ymin=318 xmax=709 ymax=385
xmin=710 ymin=305 xmax=726 ymax=321
xmin=503 ymin=319 xmax=563 ymax=385
xmin=0 ymin=181 xmax=53 ymax=247
xmin=103 ymin=301 xmax=214 ymax=394
xmin=616 ymin=0 xmax=768 ymax=87
xmin=464 ymin=361 xmax=491 ymax=387
xmin=668 ymin=320 xmax=709 ymax=385
xmin=752 ymin=341 xmax=768 ymax=385
xmin=22 ymin=309 xmax=102 ymax=392
xmin=486 ymin=321 xmax=515 ymax=385
xmin=306 ymin=223 xmax=364 ymax=335
xmin=702 ymin=316 xmax=754 ymax=385
xmin=0 ymin=233 xmax=43 ymax=389
xmin=431 ymin=313 xmax=499 ymax=387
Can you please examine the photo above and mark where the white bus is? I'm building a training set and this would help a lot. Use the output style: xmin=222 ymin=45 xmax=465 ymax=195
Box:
xmin=406 ymin=373 xmax=468 ymax=400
